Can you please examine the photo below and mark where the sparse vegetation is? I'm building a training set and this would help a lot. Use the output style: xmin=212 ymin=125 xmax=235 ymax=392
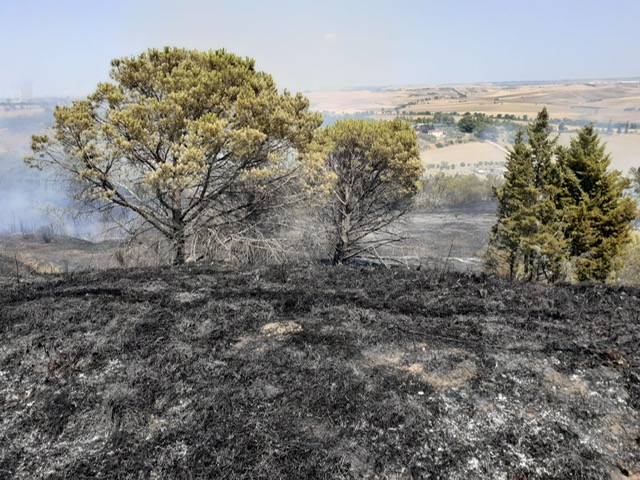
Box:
xmin=419 ymin=173 xmax=502 ymax=208
xmin=617 ymin=231 xmax=640 ymax=284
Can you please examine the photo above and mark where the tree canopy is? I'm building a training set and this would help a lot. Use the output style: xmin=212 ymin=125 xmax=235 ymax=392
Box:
xmin=490 ymin=108 xmax=637 ymax=282
xmin=28 ymin=47 xmax=322 ymax=264
xmin=630 ymin=166 xmax=640 ymax=197
xmin=558 ymin=125 xmax=637 ymax=281
xmin=490 ymin=109 xmax=567 ymax=281
xmin=457 ymin=112 xmax=492 ymax=137
xmin=306 ymin=119 xmax=423 ymax=264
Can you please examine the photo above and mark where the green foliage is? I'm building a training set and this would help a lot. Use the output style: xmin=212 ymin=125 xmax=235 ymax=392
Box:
xmin=630 ymin=166 xmax=640 ymax=196
xmin=27 ymin=47 xmax=321 ymax=264
xmin=457 ymin=114 xmax=476 ymax=134
xmin=420 ymin=173 xmax=502 ymax=208
xmin=616 ymin=232 xmax=640 ymax=284
xmin=306 ymin=119 xmax=423 ymax=264
xmin=558 ymin=125 xmax=638 ymax=281
xmin=432 ymin=112 xmax=456 ymax=125
xmin=457 ymin=112 xmax=493 ymax=137
xmin=490 ymin=108 xmax=568 ymax=282
xmin=490 ymin=109 xmax=638 ymax=283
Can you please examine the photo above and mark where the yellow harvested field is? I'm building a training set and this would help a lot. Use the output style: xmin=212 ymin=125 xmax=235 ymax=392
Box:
xmin=307 ymin=89 xmax=401 ymax=113
xmin=558 ymin=133 xmax=640 ymax=172
xmin=421 ymin=134 xmax=640 ymax=176
xmin=308 ymin=80 xmax=640 ymax=176
xmin=421 ymin=142 xmax=508 ymax=175
xmin=307 ymin=81 xmax=640 ymax=123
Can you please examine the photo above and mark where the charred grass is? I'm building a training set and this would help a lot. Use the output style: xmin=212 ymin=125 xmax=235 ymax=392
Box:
xmin=1 ymin=264 xmax=640 ymax=479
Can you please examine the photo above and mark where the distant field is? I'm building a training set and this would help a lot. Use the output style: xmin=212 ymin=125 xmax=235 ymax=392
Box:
xmin=558 ymin=132 xmax=640 ymax=173
xmin=309 ymin=81 xmax=640 ymax=177
xmin=421 ymin=142 xmax=507 ymax=175
xmin=0 ymin=105 xmax=44 ymax=119
xmin=419 ymin=133 xmax=640 ymax=177
xmin=308 ymin=80 xmax=640 ymax=124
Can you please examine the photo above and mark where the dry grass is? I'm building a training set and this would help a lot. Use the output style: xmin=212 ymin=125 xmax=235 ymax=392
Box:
xmin=0 ymin=233 xmax=143 ymax=276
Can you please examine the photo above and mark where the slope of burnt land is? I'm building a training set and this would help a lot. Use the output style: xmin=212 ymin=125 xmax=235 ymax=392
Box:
xmin=1 ymin=264 xmax=639 ymax=479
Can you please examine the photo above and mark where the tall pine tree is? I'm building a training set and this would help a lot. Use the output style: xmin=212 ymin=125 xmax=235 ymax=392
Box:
xmin=559 ymin=125 xmax=638 ymax=281
xmin=491 ymin=111 xmax=638 ymax=283
xmin=490 ymin=108 xmax=567 ymax=281
xmin=491 ymin=130 xmax=537 ymax=280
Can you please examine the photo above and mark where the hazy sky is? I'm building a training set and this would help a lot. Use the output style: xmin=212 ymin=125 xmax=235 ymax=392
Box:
xmin=1 ymin=0 xmax=639 ymax=97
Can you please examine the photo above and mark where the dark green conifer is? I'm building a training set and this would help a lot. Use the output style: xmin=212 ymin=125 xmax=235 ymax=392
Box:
xmin=559 ymin=125 xmax=638 ymax=281
xmin=491 ymin=131 xmax=536 ymax=280
xmin=490 ymin=108 xmax=568 ymax=282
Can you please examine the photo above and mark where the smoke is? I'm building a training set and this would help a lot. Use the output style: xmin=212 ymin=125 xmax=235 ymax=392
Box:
xmin=0 ymin=165 xmax=70 ymax=233
xmin=0 ymin=99 xmax=103 ymax=238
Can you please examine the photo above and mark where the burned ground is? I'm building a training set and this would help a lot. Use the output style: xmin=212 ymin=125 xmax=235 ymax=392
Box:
xmin=1 ymin=264 xmax=639 ymax=479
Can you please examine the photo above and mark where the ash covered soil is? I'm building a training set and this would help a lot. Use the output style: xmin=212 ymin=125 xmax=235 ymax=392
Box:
xmin=1 ymin=264 xmax=640 ymax=479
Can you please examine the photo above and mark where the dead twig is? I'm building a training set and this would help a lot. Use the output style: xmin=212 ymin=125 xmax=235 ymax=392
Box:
xmin=14 ymin=253 xmax=20 ymax=285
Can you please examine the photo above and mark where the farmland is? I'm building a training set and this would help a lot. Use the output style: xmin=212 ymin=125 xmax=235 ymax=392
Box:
xmin=307 ymin=80 xmax=640 ymax=123
xmin=309 ymin=79 xmax=640 ymax=177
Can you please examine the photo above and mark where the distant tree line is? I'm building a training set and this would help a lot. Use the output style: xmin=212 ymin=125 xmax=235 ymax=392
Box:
xmin=410 ymin=112 xmax=639 ymax=138
xmin=320 ymin=111 xmax=375 ymax=127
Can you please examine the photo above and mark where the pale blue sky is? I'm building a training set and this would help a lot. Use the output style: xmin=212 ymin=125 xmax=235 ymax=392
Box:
xmin=1 ymin=0 xmax=639 ymax=97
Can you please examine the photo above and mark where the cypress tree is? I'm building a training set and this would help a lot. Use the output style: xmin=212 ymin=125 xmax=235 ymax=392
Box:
xmin=491 ymin=131 xmax=536 ymax=280
xmin=490 ymin=108 xmax=568 ymax=282
xmin=559 ymin=125 xmax=638 ymax=281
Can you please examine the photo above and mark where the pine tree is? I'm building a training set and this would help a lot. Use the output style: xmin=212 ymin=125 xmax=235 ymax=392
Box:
xmin=630 ymin=166 xmax=640 ymax=196
xmin=491 ymin=110 xmax=638 ymax=283
xmin=559 ymin=125 xmax=638 ymax=281
xmin=491 ymin=131 xmax=536 ymax=280
xmin=490 ymin=108 xmax=568 ymax=282
xmin=306 ymin=119 xmax=423 ymax=264
xmin=27 ymin=48 xmax=322 ymax=264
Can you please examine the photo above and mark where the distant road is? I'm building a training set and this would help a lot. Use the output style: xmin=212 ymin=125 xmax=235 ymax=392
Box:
xmin=484 ymin=140 xmax=510 ymax=154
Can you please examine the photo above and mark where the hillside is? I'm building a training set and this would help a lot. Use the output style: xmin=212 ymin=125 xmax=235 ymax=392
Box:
xmin=1 ymin=264 xmax=639 ymax=479
xmin=307 ymin=81 xmax=640 ymax=123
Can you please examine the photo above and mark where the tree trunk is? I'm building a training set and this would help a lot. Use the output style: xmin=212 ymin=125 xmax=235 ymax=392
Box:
xmin=332 ymin=210 xmax=351 ymax=265
xmin=332 ymin=239 xmax=348 ymax=265
xmin=171 ymin=188 xmax=185 ymax=265
xmin=508 ymin=253 xmax=516 ymax=281
xmin=172 ymin=206 xmax=186 ymax=265
xmin=173 ymin=230 xmax=186 ymax=265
